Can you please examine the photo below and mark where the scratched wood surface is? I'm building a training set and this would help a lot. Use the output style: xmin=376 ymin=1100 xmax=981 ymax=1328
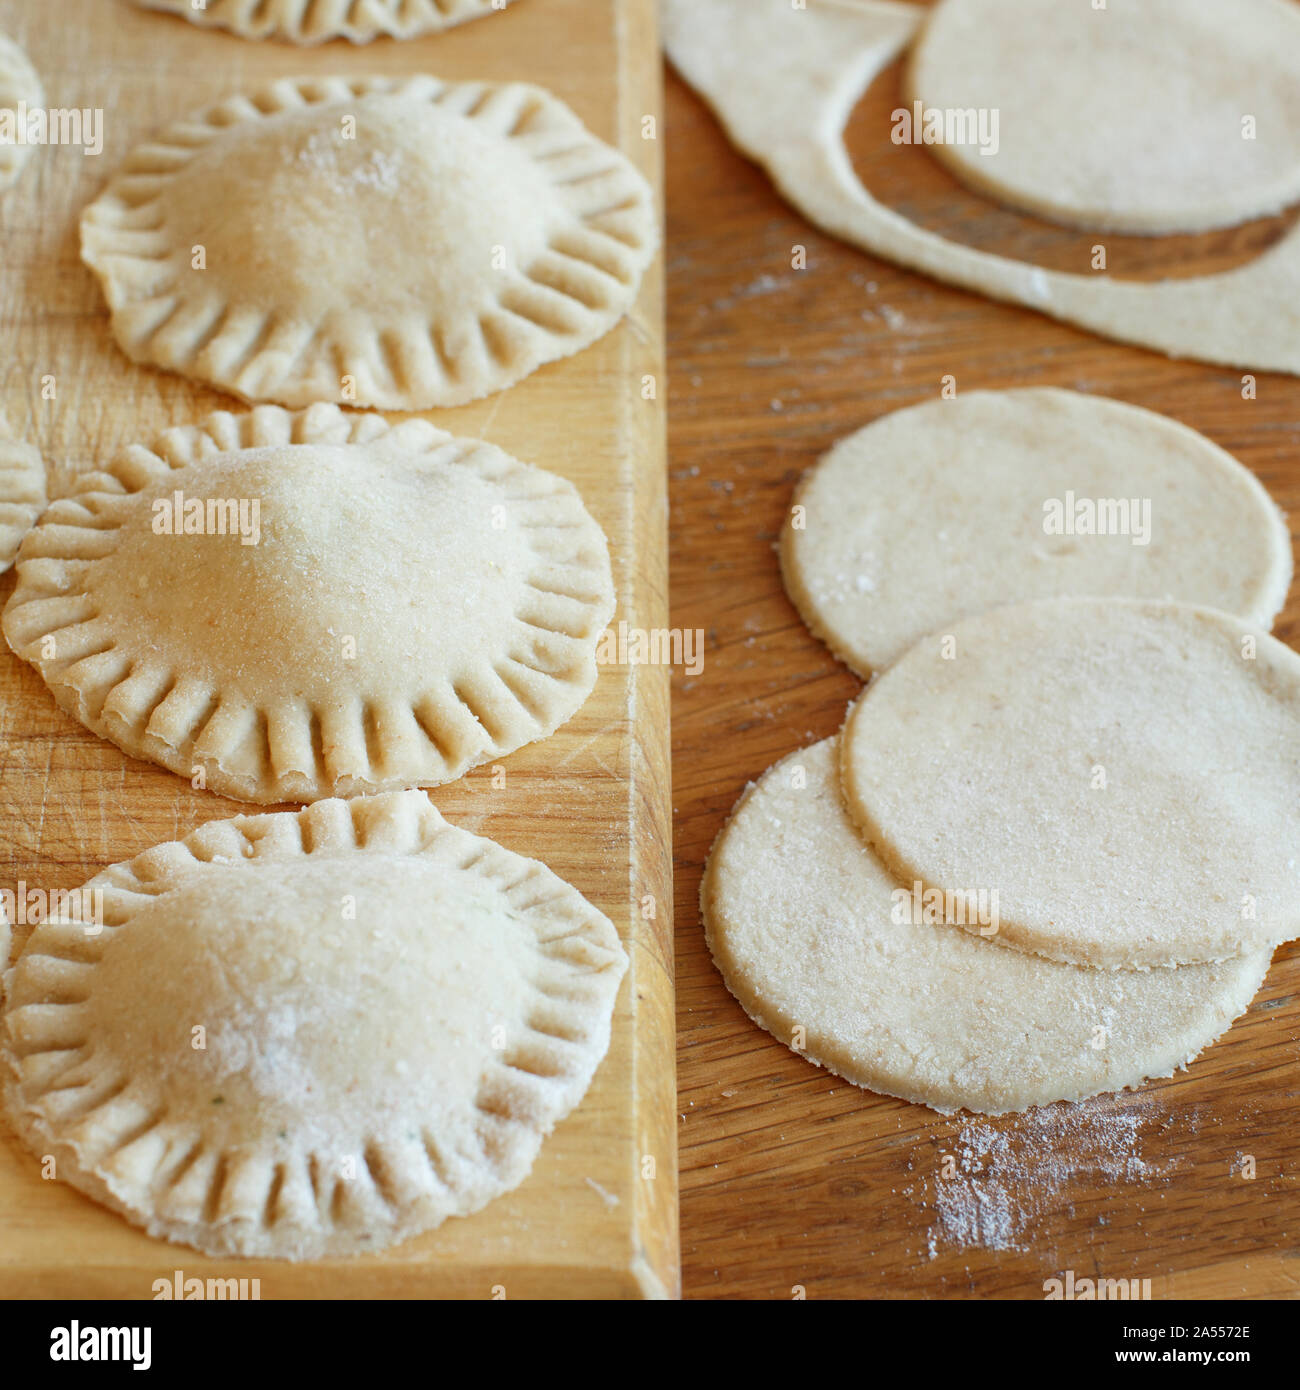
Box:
xmin=0 ymin=0 xmax=675 ymax=1299
xmin=667 ymin=3 xmax=1300 ymax=1300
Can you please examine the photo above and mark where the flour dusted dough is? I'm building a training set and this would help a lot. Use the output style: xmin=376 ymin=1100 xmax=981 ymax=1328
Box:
xmin=908 ymin=0 xmax=1300 ymax=235
xmin=0 ymin=35 xmax=42 ymax=193
xmin=1 ymin=791 xmax=626 ymax=1258
xmin=841 ymin=598 xmax=1300 ymax=970
xmin=81 ymin=75 xmax=656 ymax=409
xmin=703 ymin=740 xmax=1268 ymax=1114
xmin=134 ymin=0 xmax=518 ymax=44
xmin=2 ymin=404 xmax=614 ymax=803
xmin=782 ymin=389 xmax=1291 ymax=677
xmin=0 ymin=413 xmax=46 ymax=574
xmin=662 ymin=0 xmax=1300 ymax=376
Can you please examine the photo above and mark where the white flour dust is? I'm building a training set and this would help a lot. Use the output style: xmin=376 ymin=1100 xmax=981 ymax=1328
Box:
xmin=924 ymin=1101 xmax=1184 ymax=1256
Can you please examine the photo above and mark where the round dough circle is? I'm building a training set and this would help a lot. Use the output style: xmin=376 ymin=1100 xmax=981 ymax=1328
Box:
xmin=781 ymin=389 xmax=1292 ymax=677
xmin=841 ymin=598 xmax=1300 ymax=969
xmin=2 ymin=404 xmax=615 ymax=804
xmin=703 ymin=739 xmax=1268 ymax=1114
xmin=134 ymin=0 xmax=519 ymax=44
xmin=906 ymin=0 xmax=1300 ymax=234
xmin=80 ymin=75 xmax=657 ymax=410
xmin=1 ymin=791 xmax=626 ymax=1258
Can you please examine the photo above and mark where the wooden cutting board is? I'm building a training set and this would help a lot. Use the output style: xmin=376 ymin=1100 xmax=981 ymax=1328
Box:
xmin=668 ymin=2 xmax=1300 ymax=1299
xmin=0 ymin=0 xmax=675 ymax=1299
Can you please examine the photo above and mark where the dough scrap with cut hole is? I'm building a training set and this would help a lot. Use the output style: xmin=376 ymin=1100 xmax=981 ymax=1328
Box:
xmin=661 ymin=0 xmax=1300 ymax=377
xmin=703 ymin=739 xmax=1269 ymax=1115
xmin=0 ymin=413 xmax=47 ymax=574
xmin=81 ymin=74 xmax=656 ymax=409
xmin=0 ymin=790 xmax=627 ymax=1259
xmin=2 ymin=403 xmax=615 ymax=804
xmin=0 ymin=35 xmax=42 ymax=193
xmin=782 ymin=389 xmax=1291 ymax=677
xmin=907 ymin=0 xmax=1300 ymax=235
xmin=841 ymin=598 xmax=1300 ymax=970
xmin=133 ymin=0 xmax=519 ymax=44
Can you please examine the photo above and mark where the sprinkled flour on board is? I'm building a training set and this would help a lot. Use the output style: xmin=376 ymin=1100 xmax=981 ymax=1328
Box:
xmin=924 ymin=1100 xmax=1191 ymax=1256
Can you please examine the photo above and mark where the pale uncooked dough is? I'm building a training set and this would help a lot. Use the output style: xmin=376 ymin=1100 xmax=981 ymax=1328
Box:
xmin=907 ymin=0 xmax=1300 ymax=235
xmin=703 ymin=739 xmax=1269 ymax=1114
xmin=3 ymin=404 xmax=614 ymax=804
xmin=0 ymin=412 xmax=46 ymax=574
xmin=81 ymin=75 xmax=657 ymax=409
xmin=782 ymin=389 xmax=1292 ymax=676
xmin=1 ymin=791 xmax=626 ymax=1258
xmin=134 ymin=0 xmax=519 ymax=44
xmin=662 ymin=0 xmax=1300 ymax=376
xmin=841 ymin=598 xmax=1300 ymax=970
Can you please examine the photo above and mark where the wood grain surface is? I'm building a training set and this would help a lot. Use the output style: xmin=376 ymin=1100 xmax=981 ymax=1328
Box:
xmin=667 ymin=8 xmax=1300 ymax=1301
xmin=0 ymin=0 xmax=675 ymax=1299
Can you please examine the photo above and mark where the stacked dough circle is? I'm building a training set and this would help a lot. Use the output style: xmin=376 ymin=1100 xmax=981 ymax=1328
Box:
xmin=703 ymin=740 xmax=1271 ymax=1116
xmin=133 ymin=0 xmax=520 ymax=44
xmin=708 ymin=390 xmax=1297 ymax=1113
xmin=80 ymin=74 xmax=657 ymax=409
xmin=782 ymin=389 xmax=1292 ymax=677
xmin=1 ymin=792 xmax=626 ymax=1259
xmin=907 ymin=0 xmax=1300 ymax=234
xmin=2 ymin=403 xmax=615 ymax=803
xmin=840 ymin=598 xmax=1300 ymax=970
